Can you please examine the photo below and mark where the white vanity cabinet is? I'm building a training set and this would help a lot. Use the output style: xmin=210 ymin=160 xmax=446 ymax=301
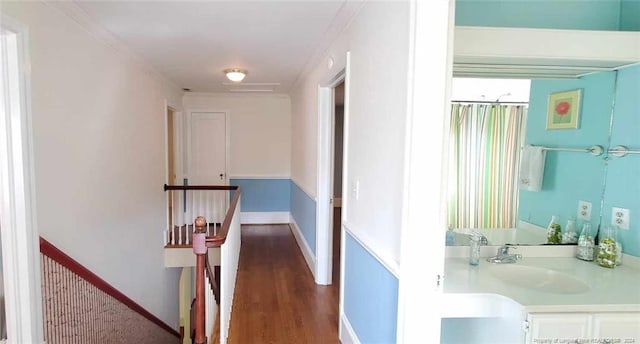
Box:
xmin=525 ymin=312 xmax=640 ymax=344
xmin=592 ymin=313 xmax=640 ymax=340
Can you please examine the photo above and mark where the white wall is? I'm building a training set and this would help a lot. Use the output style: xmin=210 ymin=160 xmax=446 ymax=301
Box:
xmin=1 ymin=2 xmax=183 ymax=327
xmin=183 ymin=93 xmax=291 ymax=178
xmin=290 ymin=1 xmax=409 ymax=264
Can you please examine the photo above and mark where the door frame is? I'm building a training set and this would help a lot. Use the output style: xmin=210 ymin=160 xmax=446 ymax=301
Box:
xmin=183 ymin=109 xmax=230 ymax=186
xmin=316 ymin=53 xmax=350 ymax=287
xmin=396 ymin=1 xmax=454 ymax=343
xmin=164 ymin=103 xmax=182 ymax=186
xmin=164 ymin=103 xmax=181 ymax=229
xmin=0 ymin=14 xmax=45 ymax=343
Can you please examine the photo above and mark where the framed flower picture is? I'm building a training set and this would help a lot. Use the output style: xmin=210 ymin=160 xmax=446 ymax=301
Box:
xmin=546 ymin=89 xmax=582 ymax=130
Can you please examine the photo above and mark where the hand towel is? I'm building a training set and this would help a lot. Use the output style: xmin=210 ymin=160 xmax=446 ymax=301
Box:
xmin=519 ymin=145 xmax=546 ymax=191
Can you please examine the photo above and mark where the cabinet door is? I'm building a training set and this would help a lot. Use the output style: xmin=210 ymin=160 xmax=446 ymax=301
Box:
xmin=592 ymin=313 xmax=640 ymax=342
xmin=526 ymin=313 xmax=591 ymax=344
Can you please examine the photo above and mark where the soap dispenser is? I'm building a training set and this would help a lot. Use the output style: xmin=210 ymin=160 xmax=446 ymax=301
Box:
xmin=469 ymin=232 xmax=482 ymax=266
xmin=446 ymin=227 xmax=455 ymax=246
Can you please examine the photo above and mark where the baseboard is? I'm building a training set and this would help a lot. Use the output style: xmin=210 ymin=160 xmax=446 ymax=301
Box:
xmin=240 ymin=212 xmax=291 ymax=224
xmin=339 ymin=313 xmax=361 ymax=344
xmin=289 ymin=220 xmax=316 ymax=279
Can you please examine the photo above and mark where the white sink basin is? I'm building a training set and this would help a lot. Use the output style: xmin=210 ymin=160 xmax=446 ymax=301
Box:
xmin=488 ymin=264 xmax=590 ymax=294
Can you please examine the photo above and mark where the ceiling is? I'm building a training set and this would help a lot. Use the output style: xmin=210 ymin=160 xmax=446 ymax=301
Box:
xmin=75 ymin=1 xmax=347 ymax=93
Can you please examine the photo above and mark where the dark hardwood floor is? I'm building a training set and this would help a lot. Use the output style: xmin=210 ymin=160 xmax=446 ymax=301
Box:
xmin=226 ymin=222 xmax=340 ymax=344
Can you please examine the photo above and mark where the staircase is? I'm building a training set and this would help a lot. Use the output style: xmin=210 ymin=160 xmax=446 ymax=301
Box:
xmin=163 ymin=184 xmax=242 ymax=344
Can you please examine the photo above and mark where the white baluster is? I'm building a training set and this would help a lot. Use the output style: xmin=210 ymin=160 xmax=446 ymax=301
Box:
xmin=207 ymin=191 xmax=212 ymax=236
xmin=199 ymin=190 xmax=204 ymax=226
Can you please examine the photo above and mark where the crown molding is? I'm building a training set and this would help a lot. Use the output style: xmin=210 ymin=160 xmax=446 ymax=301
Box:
xmin=289 ymin=0 xmax=365 ymax=92
xmin=43 ymin=0 xmax=183 ymax=93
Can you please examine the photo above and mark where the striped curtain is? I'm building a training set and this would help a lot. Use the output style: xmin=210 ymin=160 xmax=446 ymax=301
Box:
xmin=447 ymin=103 xmax=527 ymax=228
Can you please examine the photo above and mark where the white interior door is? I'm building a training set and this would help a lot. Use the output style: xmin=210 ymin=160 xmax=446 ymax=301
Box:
xmin=187 ymin=112 xmax=228 ymax=224
xmin=188 ymin=112 xmax=227 ymax=185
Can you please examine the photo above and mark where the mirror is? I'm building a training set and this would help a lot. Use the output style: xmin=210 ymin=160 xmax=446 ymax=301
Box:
xmin=446 ymin=30 xmax=640 ymax=252
xmin=446 ymin=72 xmax=613 ymax=246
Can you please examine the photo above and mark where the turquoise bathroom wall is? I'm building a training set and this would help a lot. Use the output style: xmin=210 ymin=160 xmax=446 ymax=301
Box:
xmin=455 ymin=0 xmax=640 ymax=31
xmin=518 ymin=72 xmax=616 ymax=235
xmin=519 ymin=65 xmax=640 ymax=256
xmin=620 ymin=0 xmax=640 ymax=31
xmin=602 ymin=65 xmax=640 ymax=256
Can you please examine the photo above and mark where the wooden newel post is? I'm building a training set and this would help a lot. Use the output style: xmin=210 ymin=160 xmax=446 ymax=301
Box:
xmin=193 ymin=216 xmax=207 ymax=344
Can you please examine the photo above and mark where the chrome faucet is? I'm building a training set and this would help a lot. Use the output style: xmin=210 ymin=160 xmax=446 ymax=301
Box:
xmin=486 ymin=245 xmax=522 ymax=264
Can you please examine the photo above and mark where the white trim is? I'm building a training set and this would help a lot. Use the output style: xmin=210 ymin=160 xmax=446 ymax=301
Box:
xmin=343 ymin=221 xmax=400 ymax=278
xmin=228 ymin=175 xmax=290 ymax=180
xmin=337 ymin=53 xmax=351 ymax=338
xmin=290 ymin=177 xmax=317 ymax=202
xmin=240 ymin=212 xmax=291 ymax=225
xmin=455 ymin=26 xmax=640 ymax=62
xmin=316 ymin=54 xmax=348 ymax=286
xmin=454 ymin=26 xmax=640 ymax=79
xmin=396 ymin=2 xmax=453 ymax=343
xmin=184 ymin=92 xmax=290 ymax=99
xmin=338 ymin=220 xmax=346 ymax=340
xmin=0 ymin=15 xmax=45 ymax=343
xmin=291 ymin=2 xmax=364 ymax=90
xmin=289 ymin=220 xmax=316 ymax=279
xmin=339 ymin=313 xmax=361 ymax=344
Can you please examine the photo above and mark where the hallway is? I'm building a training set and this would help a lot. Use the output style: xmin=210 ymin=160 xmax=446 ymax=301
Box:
xmin=226 ymin=224 xmax=339 ymax=343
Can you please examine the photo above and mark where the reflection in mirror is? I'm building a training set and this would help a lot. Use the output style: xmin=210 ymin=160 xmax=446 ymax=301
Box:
xmin=601 ymin=64 xmax=640 ymax=257
xmin=446 ymin=65 xmax=640 ymax=253
xmin=447 ymin=78 xmax=532 ymax=245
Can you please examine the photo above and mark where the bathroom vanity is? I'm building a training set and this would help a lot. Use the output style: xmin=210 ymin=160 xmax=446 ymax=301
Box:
xmin=442 ymin=246 xmax=640 ymax=344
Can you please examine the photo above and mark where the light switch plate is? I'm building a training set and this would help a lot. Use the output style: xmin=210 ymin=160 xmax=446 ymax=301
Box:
xmin=577 ymin=201 xmax=592 ymax=221
xmin=611 ymin=207 xmax=630 ymax=230
xmin=352 ymin=179 xmax=360 ymax=200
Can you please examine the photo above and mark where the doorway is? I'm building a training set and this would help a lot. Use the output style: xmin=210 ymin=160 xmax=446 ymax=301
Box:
xmin=331 ymin=82 xmax=345 ymax=287
xmin=0 ymin=15 xmax=44 ymax=342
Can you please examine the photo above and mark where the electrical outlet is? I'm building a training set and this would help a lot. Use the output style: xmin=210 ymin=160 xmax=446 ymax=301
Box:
xmin=611 ymin=207 xmax=630 ymax=230
xmin=577 ymin=201 xmax=592 ymax=221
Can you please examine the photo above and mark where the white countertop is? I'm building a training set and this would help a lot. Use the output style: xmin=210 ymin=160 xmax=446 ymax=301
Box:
xmin=443 ymin=256 xmax=640 ymax=314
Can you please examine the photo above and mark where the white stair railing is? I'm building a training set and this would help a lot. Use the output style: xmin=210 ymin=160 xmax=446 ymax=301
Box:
xmin=164 ymin=185 xmax=230 ymax=247
xmin=190 ymin=186 xmax=241 ymax=344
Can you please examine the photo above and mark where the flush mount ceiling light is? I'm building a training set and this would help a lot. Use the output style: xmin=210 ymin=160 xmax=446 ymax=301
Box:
xmin=224 ymin=68 xmax=247 ymax=82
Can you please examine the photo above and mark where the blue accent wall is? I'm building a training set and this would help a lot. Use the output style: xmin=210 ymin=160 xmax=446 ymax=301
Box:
xmin=344 ymin=233 xmax=398 ymax=344
xmin=518 ymin=72 xmax=616 ymax=232
xmin=455 ymin=0 xmax=623 ymax=30
xmin=230 ymin=178 xmax=291 ymax=212
xmin=602 ymin=65 xmax=640 ymax=256
xmin=290 ymin=181 xmax=317 ymax=254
